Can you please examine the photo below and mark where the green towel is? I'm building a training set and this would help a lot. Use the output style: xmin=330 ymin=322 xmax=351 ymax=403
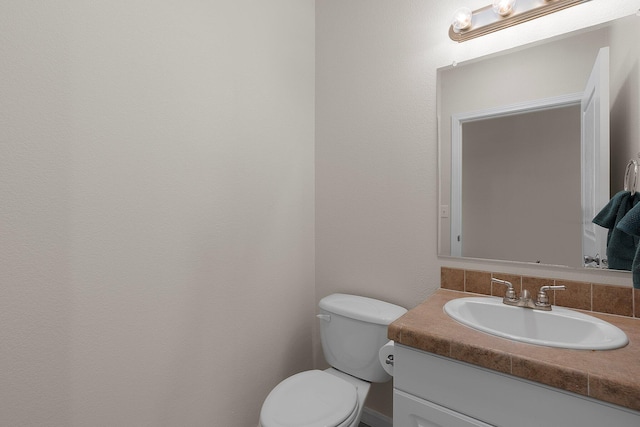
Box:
xmin=616 ymin=200 xmax=640 ymax=288
xmin=593 ymin=190 xmax=640 ymax=271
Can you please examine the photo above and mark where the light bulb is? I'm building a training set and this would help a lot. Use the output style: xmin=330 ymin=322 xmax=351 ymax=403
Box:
xmin=492 ymin=0 xmax=517 ymax=16
xmin=452 ymin=7 xmax=473 ymax=33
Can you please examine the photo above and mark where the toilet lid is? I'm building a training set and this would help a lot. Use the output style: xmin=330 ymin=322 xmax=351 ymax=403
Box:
xmin=260 ymin=370 xmax=358 ymax=427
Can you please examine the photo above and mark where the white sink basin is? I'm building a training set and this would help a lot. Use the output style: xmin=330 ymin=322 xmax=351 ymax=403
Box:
xmin=444 ymin=297 xmax=628 ymax=350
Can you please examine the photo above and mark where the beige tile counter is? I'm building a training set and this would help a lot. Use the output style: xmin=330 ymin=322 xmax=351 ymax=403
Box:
xmin=388 ymin=289 xmax=640 ymax=412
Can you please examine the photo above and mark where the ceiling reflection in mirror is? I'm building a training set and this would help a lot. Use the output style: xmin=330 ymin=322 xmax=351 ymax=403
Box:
xmin=438 ymin=13 xmax=640 ymax=273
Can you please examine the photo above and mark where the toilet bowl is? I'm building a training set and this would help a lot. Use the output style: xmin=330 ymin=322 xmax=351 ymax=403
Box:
xmin=259 ymin=294 xmax=406 ymax=427
xmin=259 ymin=368 xmax=369 ymax=427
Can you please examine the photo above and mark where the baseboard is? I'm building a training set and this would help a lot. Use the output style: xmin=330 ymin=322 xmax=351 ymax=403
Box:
xmin=360 ymin=407 xmax=393 ymax=427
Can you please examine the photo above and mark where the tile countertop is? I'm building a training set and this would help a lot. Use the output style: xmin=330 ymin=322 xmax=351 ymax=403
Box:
xmin=388 ymin=289 xmax=640 ymax=412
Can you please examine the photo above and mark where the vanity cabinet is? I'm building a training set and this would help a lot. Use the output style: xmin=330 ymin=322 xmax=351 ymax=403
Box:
xmin=393 ymin=344 xmax=640 ymax=427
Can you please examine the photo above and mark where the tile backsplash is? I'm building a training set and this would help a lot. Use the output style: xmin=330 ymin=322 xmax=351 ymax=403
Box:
xmin=441 ymin=267 xmax=638 ymax=318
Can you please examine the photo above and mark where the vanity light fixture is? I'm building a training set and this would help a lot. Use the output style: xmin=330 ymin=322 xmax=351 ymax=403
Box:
xmin=449 ymin=0 xmax=591 ymax=42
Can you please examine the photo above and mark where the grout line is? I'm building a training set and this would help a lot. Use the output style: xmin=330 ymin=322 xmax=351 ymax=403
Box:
xmin=463 ymin=269 xmax=467 ymax=292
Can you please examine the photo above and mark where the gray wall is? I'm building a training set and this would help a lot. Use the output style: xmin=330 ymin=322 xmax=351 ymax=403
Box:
xmin=462 ymin=106 xmax=582 ymax=267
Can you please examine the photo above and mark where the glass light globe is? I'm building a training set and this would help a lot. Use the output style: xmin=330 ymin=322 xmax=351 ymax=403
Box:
xmin=492 ymin=0 xmax=517 ymax=16
xmin=452 ymin=7 xmax=473 ymax=33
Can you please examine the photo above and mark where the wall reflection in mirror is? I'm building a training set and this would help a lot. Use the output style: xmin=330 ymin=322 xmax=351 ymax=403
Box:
xmin=438 ymin=13 xmax=640 ymax=277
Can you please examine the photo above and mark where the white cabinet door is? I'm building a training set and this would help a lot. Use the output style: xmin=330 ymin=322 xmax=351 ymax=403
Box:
xmin=394 ymin=389 xmax=493 ymax=427
xmin=394 ymin=345 xmax=640 ymax=427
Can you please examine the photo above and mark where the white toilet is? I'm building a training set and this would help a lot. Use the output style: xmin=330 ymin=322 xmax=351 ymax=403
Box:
xmin=259 ymin=293 xmax=407 ymax=427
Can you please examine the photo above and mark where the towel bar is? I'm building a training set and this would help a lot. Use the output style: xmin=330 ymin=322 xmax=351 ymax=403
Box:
xmin=624 ymin=159 xmax=638 ymax=196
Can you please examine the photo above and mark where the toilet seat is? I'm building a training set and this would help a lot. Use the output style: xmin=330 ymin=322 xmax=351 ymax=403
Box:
xmin=259 ymin=370 xmax=359 ymax=427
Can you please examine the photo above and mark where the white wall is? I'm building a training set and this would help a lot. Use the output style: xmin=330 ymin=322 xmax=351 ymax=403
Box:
xmin=316 ymin=0 xmax=443 ymax=415
xmin=1 ymin=1 xmax=314 ymax=426
xmin=316 ymin=0 xmax=640 ymax=418
xmin=610 ymin=16 xmax=640 ymax=195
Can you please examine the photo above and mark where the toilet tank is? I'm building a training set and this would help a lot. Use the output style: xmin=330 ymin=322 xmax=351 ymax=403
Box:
xmin=318 ymin=294 xmax=407 ymax=383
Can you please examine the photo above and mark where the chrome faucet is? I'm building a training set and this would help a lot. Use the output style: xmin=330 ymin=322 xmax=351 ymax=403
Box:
xmin=491 ymin=278 xmax=517 ymax=302
xmin=491 ymin=278 xmax=565 ymax=311
xmin=535 ymin=285 xmax=567 ymax=310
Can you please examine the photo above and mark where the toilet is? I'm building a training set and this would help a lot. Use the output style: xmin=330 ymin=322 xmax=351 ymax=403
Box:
xmin=259 ymin=293 xmax=407 ymax=427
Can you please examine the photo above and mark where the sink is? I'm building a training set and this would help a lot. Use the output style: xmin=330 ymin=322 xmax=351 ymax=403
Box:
xmin=443 ymin=297 xmax=628 ymax=350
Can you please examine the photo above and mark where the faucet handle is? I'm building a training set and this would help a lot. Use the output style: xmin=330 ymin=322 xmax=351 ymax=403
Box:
xmin=536 ymin=285 xmax=566 ymax=307
xmin=491 ymin=278 xmax=518 ymax=302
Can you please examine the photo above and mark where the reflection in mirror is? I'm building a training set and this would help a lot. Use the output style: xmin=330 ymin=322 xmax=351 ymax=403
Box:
xmin=438 ymin=13 xmax=640 ymax=273
xmin=460 ymin=105 xmax=582 ymax=267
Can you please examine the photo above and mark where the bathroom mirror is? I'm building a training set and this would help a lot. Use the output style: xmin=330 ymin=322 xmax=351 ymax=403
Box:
xmin=438 ymin=13 xmax=640 ymax=271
